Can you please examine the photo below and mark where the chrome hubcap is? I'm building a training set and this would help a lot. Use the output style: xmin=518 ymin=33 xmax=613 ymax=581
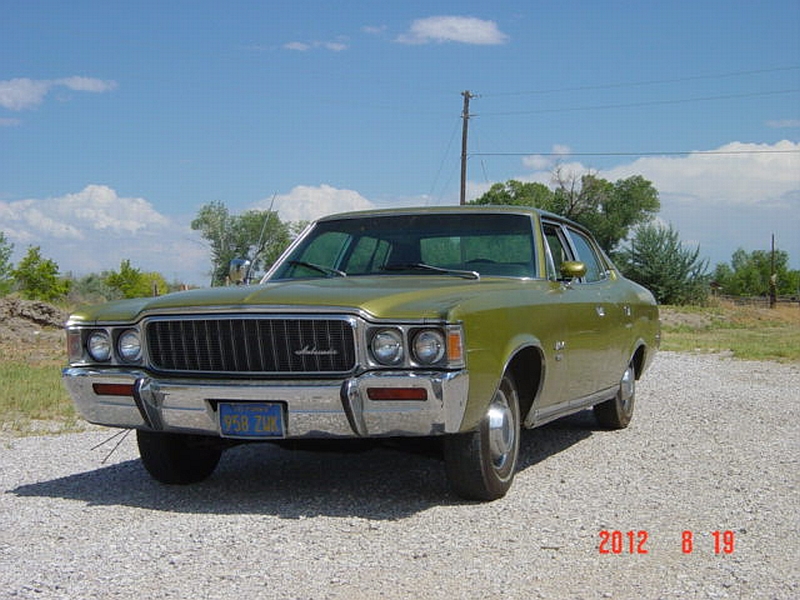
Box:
xmin=619 ymin=365 xmax=635 ymax=412
xmin=487 ymin=390 xmax=515 ymax=469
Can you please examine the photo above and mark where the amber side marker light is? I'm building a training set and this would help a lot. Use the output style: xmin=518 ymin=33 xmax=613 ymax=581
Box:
xmin=93 ymin=383 xmax=135 ymax=397
xmin=366 ymin=387 xmax=428 ymax=401
xmin=447 ymin=329 xmax=464 ymax=363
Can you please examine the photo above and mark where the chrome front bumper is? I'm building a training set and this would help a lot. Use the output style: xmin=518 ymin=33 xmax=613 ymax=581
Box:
xmin=62 ymin=368 xmax=469 ymax=438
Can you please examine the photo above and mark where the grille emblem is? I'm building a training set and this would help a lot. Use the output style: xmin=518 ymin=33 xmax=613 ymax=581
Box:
xmin=294 ymin=345 xmax=339 ymax=357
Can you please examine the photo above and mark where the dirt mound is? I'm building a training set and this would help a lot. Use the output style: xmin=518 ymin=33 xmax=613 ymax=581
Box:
xmin=0 ymin=297 xmax=67 ymax=357
xmin=0 ymin=297 xmax=67 ymax=329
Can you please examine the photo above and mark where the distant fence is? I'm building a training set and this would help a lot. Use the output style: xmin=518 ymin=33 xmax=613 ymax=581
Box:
xmin=714 ymin=293 xmax=800 ymax=308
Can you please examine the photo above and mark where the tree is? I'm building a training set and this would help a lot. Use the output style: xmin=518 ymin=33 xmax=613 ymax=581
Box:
xmin=713 ymin=248 xmax=799 ymax=297
xmin=69 ymin=272 xmax=121 ymax=304
xmin=106 ymin=259 xmax=168 ymax=299
xmin=11 ymin=246 xmax=71 ymax=302
xmin=617 ymin=222 xmax=710 ymax=305
xmin=0 ymin=231 xmax=13 ymax=296
xmin=471 ymin=180 xmax=553 ymax=208
xmin=191 ymin=201 xmax=292 ymax=286
xmin=470 ymin=170 xmax=660 ymax=253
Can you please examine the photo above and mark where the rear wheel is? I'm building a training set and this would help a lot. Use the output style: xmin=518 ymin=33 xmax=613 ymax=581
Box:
xmin=594 ymin=363 xmax=636 ymax=429
xmin=444 ymin=374 xmax=521 ymax=501
xmin=136 ymin=430 xmax=223 ymax=484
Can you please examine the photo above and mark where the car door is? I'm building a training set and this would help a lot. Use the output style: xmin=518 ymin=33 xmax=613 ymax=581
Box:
xmin=563 ymin=226 xmax=624 ymax=394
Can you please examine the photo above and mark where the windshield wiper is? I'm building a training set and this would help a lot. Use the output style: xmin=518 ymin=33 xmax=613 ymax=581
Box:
xmin=381 ymin=263 xmax=480 ymax=280
xmin=289 ymin=260 xmax=347 ymax=277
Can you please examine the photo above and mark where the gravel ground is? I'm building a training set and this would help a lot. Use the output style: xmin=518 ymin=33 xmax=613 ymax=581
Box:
xmin=1 ymin=352 xmax=798 ymax=600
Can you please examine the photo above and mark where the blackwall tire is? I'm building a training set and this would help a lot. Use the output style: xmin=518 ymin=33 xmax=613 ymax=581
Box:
xmin=136 ymin=430 xmax=223 ymax=485
xmin=444 ymin=374 xmax=521 ymax=501
xmin=594 ymin=363 xmax=636 ymax=430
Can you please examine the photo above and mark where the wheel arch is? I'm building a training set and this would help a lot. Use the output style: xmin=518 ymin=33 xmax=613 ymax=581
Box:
xmin=504 ymin=343 xmax=545 ymax=427
xmin=630 ymin=341 xmax=649 ymax=379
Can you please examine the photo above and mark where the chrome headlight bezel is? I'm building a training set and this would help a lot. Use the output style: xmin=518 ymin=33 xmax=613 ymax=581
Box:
xmin=369 ymin=328 xmax=405 ymax=366
xmin=411 ymin=329 xmax=446 ymax=365
xmin=86 ymin=330 xmax=112 ymax=362
xmin=117 ymin=329 xmax=142 ymax=363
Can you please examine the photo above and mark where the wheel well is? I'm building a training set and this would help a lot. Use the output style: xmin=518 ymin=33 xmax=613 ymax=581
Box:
xmin=632 ymin=344 xmax=647 ymax=379
xmin=506 ymin=346 xmax=543 ymax=423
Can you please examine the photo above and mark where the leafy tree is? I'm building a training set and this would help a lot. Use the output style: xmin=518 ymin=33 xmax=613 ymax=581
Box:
xmin=470 ymin=170 xmax=660 ymax=253
xmin=471 ymin=180 xmax=553 ymax=208
xmin=191 ymin=201 xmax=292 ymax=286
xmin=0 ymin=231 xmax=13 ymax=296
xmin=617 ymin=222 xmax=710 ymax=305
xmin=106 ymin=260 xmax=168 ymax=299
xmin=11 ymin=246 xmax=71 ymax=302
xmin=713 ymin=248 xmax=799 ymax=296
xmin=69 ymin=272 xmax=121 ymax=304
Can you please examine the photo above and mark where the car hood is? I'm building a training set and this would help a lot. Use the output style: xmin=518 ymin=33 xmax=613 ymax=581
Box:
xmin=67 ymin=276 xmax=518 ymax=324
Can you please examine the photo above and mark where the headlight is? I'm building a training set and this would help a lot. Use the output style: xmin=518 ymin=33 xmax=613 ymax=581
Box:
xmin=87 ymin=330 xmax=112 ymax=362
xmin=370 ymin=328 xmax=404 ymax=365
xmin=412 ymin=329 xmax=445 ymax=365
xmin=117 ymin=329 xmax=142 ymax=362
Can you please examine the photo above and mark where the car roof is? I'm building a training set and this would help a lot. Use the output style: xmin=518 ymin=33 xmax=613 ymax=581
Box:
xmin=315 ymin=205 xmax=587 ymax=233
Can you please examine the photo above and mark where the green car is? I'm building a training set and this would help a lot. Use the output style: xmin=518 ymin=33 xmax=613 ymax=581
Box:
xmin=63 ymin=206 xmax=659 ymax=501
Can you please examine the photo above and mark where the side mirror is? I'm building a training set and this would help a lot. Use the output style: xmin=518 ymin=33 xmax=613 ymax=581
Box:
xmin=560 ymin=261 xmax=586 ymax=281
xmin=229 ymin=259 xmax=251 ymax=285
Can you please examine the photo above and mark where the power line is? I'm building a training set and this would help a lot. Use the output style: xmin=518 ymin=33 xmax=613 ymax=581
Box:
xmin=480 ymin=66 xmax=800 ymax=98
xmin=476 ymin=89 xmax=800 ymax=117
xmin=471 ymin=149 xmax=800 ymax=157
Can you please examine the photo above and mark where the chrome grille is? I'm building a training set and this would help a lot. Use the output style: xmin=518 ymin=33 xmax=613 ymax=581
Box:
xmin=145 ymin=316 xmax=356 ymax=375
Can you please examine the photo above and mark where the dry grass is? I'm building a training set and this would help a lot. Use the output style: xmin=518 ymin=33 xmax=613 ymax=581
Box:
xmin=660 ymin=300 xmax=800 ymax=362
xmin=0 ymin=327 xmax=83 ymax=436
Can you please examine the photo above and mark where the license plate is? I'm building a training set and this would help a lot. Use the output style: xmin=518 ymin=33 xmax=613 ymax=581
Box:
xmin=218 ymin=402 xmax=285 ymax=438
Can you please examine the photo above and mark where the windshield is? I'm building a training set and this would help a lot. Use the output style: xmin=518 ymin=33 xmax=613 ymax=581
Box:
xmin=269 ymin=213 xmax=537 ymax=280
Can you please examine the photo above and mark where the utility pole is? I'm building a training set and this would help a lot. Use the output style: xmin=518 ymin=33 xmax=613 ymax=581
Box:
xmin=769 ymin=233 xmax=777 ymax=308
xmin=460 ymin=90 xmax=474 ymax=205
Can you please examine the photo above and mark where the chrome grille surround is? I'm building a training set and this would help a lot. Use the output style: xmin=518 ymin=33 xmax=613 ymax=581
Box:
xmin=144 ymin=314 xmax=358 ymax=376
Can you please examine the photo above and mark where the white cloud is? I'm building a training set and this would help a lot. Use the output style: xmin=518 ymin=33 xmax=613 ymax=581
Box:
xmin=397 ymin=16 xmax=508 ymax=45
xmin=601 ymin=140 xmax=800 ymax=208
xmin=283 ymin=39 xmax=349 ymax=52
xmin=284 ymin=41 xmax=312 ymax=52
xmin=517 ymin=140 xmax=800 ymax=267
xmin=0 ymin=117 xmax=21 ymax=127
xmin=0 ymin=185 xmax=209 ymax=284
xmin=0 ymin=76 xmax=117 ymax=111
xmin=256 ymin=184 xmax=375 ymax=223
xmin=0 ymin=78 xmax=51 ymax=110
xmin=57 ymin=76 xmax=117 ymax=93
xmin=362 ymin=25 xmax=387 ymax=35
xmin=522 ymin=144 xmax=573 ymax=171
xmin=766 ymin=119 xmax=800 ymax=128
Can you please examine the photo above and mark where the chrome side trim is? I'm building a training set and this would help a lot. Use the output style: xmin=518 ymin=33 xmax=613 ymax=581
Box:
xmin=530 ymin=385 xmax=617 ymax=427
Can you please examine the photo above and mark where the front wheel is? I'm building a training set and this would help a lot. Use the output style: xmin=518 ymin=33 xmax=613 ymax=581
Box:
xmin=594 ymin=363 xmax=636 ymax=429
xmin=136 ymin=430 xmax=223 ymax=484
xmin=444 ymin=374 xmax=521 ymax=501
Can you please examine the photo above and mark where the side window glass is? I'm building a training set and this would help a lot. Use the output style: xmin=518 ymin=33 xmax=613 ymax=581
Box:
xmin=543 ymin=223 xmax=572 ymax=279
xmin=568 ymin=230 xmax=605 ymax=283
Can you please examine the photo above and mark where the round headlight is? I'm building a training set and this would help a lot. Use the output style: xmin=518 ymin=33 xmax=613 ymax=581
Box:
xmin=370 ymin=328 xmax=404 ymax=365
xmin=412 ymin=329 xmax=445 ymax=365
xmin=87 ymin=330 xmax=112 ymax=362
xmin=118 ymin=329 xmax=142 ymax=362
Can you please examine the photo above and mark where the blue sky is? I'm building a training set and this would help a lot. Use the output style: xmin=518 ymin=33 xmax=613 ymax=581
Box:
xmin=1 ymin=1 xmax=798 ymax=286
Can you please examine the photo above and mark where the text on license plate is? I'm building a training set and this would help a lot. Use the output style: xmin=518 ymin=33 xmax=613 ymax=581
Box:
xmin=218 ymin=402 xmax=285 ymax=438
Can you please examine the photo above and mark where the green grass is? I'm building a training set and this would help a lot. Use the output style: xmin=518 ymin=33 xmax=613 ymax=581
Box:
xmin=660 ymin=302 xmax=800 ymax=363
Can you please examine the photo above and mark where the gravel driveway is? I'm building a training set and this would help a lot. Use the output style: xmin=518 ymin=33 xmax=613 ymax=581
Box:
xmin=1 ymin=352 xmax=798 ymax=599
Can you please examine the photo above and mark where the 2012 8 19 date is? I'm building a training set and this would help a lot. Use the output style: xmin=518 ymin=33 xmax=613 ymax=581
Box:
xmin=598 ymin=530 xmax=735 ymax=554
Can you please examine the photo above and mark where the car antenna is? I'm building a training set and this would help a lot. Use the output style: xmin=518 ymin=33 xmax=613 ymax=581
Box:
xmin=249 ymin=192 xmax=277 ymax=283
